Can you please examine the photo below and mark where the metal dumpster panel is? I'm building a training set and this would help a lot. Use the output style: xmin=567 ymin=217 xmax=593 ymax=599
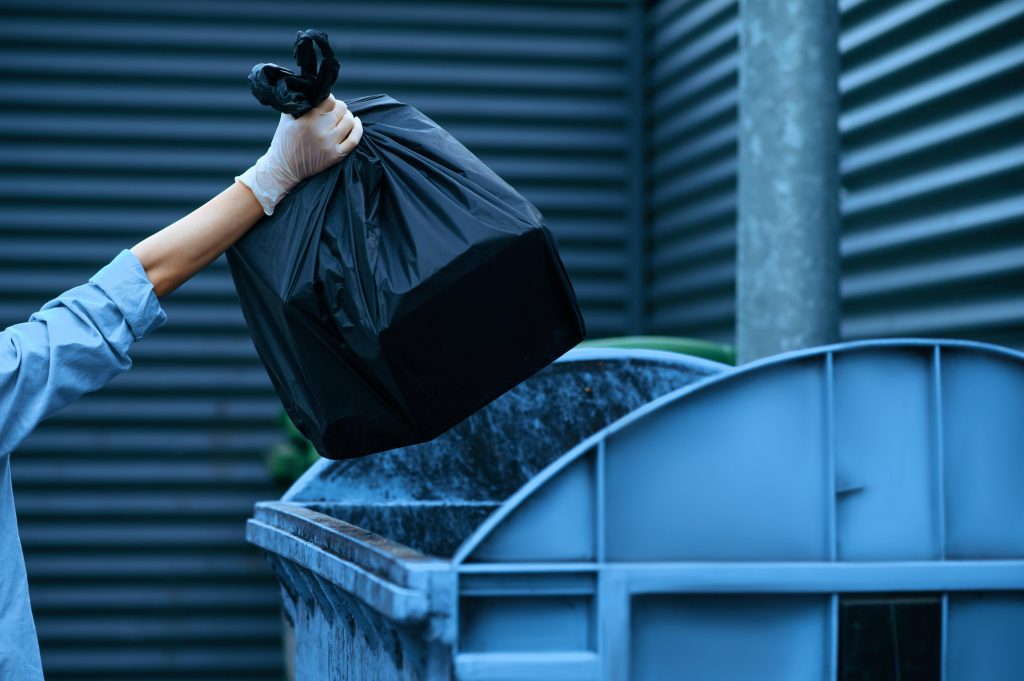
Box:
xmin=251 ymin=339 xmax=1024 ymax=680
xmin=630 ymin=595 xmax=831 ymax=681
xmin=453 ymin=339 xmax=1024 ymax=681
xmin=941 ymin=348 xmax=1024 ymax=559
xmin=250 ymin=348 xmax=725 ymax=680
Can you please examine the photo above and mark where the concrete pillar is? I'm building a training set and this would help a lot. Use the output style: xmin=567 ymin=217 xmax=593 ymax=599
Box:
xmin=736 ymin=0 xmax=841 ymax=363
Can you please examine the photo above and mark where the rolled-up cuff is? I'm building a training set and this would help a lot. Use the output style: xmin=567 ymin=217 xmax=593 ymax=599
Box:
xmin=89 ymin=250 xmax=168 ymax=341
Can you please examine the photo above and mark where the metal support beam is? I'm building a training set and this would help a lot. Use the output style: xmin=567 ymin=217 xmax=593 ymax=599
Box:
xmin=737 ymin=0 xmax=841 ymax=363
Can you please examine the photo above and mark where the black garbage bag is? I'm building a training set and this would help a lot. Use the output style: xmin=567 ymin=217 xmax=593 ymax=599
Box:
xmin=228 ymin=31 xmax=586 ymax=459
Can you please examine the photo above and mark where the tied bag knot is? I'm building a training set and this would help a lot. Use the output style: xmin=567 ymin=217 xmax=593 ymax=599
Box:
xmin=249 ymin=29 xmax=339 ymax=117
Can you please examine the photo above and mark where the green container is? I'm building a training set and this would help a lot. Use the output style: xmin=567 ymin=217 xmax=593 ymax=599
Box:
xmin=579 ymin=335 xmax=735 ymax=365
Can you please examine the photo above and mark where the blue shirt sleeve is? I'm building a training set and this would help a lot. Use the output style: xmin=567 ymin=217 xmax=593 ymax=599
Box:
xmin=0 ymin=250 xmax=166 ymax=454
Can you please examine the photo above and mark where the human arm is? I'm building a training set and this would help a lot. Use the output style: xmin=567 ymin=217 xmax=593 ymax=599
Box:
xmin=131 ymin=94 xmax=362 ymax=297
xmin=0 ymin=252 xmax=164 ymax=453
xmin=130 ymin=182 xmax=263 ymax=298
xmin=0 ymin=95 xmax=361 ymax=451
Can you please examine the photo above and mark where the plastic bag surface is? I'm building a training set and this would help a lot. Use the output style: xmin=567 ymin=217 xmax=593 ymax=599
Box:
xmin=229 ymin=40 xmax=585 ymax=459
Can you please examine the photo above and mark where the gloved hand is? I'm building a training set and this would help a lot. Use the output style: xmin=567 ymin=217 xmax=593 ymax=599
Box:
xmin=236 ymin=95 xmax=363 ymax=215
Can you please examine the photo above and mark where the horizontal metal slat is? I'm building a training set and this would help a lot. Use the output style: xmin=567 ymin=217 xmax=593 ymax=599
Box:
xmin=574 ymin=280 xmax=629 ymax=306
xmin=651 ymin=51 xmax=737 ymax=119
xmin=476 ymin=156 xmax=627 ymax=184
xmin=572 ymin=308 xmax=626 ymax=337
xmin=24 ymin=548 xmax=272 ymax=577
xmin=127 ymin=336 xmax=258 ymax=362
xmin=28 ymin=577 xmax=280 ymax=610
xmin=840 ymin=43 xmax=1024 ymax=133
xmin=0 ymin=25 xmax=626 ymax=65
xmin=843 ymin=295 xmax=1024 ymax=337
xmin=648 ymin=0 xmax=692 ymax=28
xmin=843 ymin=92 xmax=1024 ymax=176
xmin=650 ymin=293 xmax=736 ymax=331
xmin=560 ymin=248 xmax=630 ymax=274
xmin=0 ymin=146 xmax=261 ymax=176
xmin=650 ymin=0 xmax=734 ymax=58
xmin=0 ymin=270 xmax=238 ymax=300
xmin=0 ymin=108 xmax=274 ymax=139
xmin=19 ymin=523 xmax=252 ymax=548
xmin=14 ymin=431 xmax=278 ymax=456
xmin=0 ymin=52 xmax=626 ymax=95
xmin=843 ymin=143 xmax=1024 ymax=216
xmin=650 ymin=16 xmax=737 ymax=89
xmin=839 ymin=0 xmax=873 ymax=13
xmin=650 ymin=121 xmax=736 ymax=180
xmin=841 ymin=0 xmax=948 ymax=54
xmin=47 ymin=397 xmax=278 ymax=424
xmin=651 ymin=258 xmax=736 ymax=303
xmin=0 ymin=235 xmax=152 ymax=261
xmin=16 ymin=491 xmax=264 ymax=517
xmin=0 ymin=84 xmax=630 ymax=122
xmin=102 ymin=366 xmax=272 ymax=393
xmin=33 ymin=647 xmax=285 ymax=675
xmin=841 ymin=2 xmax=1024 ymax=95
xmin=0 ymin=176 xmax=628 ymax=212
xmin=0 ymin=145 xmax=626 ymax=189
xmin=0 ymin=175 xmax=231 ymax=205
xmin=651 ymin=155 xmax=736 ymax=210
xmin=548 ymin=217 xmax=627 ymax=244
xmin=0 ymin=302 xmax=247 ymax=332
xmin=651 ymin=227 xmax=736 ymax=272
xmin=0 ymin=259 xmax=618 ymax=307
xmin=37 ymin=616 xmax=280 ymax=643
xmin=518 ymin=186 xmax=628 ymax=213
xmin=842 ymin=195 xmax=1024 ymax=258
xmin=650 ymin=192 xmax=736 ymax=237
xmin=0 ymin=205 xmax=190 ymax=233
xmin=843 ymin=244 xmax=1024 ymax=300
xmin=650 ymin=87 xmax=736 ymax=147
xmin=0 ymin=0 xmax=628 ymax=30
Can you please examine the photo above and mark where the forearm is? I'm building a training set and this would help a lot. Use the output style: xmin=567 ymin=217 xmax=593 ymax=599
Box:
xmin=131 ymin=95 xmax=359 ymax=298
xmin=131 ymin=182 xmax=264 ymax=297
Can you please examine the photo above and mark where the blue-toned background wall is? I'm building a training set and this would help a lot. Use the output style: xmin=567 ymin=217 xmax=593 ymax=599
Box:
xmin=0 ymin=1 xmax=638 ymax=678
xmin=648 ymin=0 xmax=1024 ymax=344
xmin=0 ymin=0 xmax=1021 ymax=678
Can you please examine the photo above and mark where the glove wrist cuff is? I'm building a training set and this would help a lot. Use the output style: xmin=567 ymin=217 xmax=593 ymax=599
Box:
xmin=235 ymin=155 xmax=298 ymax=216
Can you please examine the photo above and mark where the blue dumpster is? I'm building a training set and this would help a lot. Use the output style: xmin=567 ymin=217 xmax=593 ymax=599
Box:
xmin=247 ymin=348 xmax=724 ymax=679
xmin=248 ymin=339 xmax=1024 ymax=680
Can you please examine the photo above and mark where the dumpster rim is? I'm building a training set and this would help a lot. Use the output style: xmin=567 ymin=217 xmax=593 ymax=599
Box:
xmin=246 ymin=517 xmax=441 ymax=623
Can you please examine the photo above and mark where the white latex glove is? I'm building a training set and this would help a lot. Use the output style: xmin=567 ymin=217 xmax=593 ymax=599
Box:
xmin=236 ymin=95 xmax=363 ymax=215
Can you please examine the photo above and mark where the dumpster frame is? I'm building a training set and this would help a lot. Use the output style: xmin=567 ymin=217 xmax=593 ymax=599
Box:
xmin=249 ymin=339 xmax=1024 ymax=680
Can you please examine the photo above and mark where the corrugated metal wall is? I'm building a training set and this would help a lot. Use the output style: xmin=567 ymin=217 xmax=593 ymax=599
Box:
xmin=0 ymin=1 xmax=637 ymax=679
xmin=647 ymin=0 xmax=1024 ymax=348
xmin=839 ymin=0 xmax=1024 ymax=345
xmin=647 ymin=0 xmax=738 ymax=342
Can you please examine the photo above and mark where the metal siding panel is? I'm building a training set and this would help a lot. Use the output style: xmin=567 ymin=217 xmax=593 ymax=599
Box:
xmin=648 ymin=0 xmax=1024 ymax=349
xmin=0 ymin=1 xmax=632 ymax=678
xmin=840 ymin=0 xmax=1024 ymax=344
xmin=648 ymin=0 xmax=739 ymax=343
